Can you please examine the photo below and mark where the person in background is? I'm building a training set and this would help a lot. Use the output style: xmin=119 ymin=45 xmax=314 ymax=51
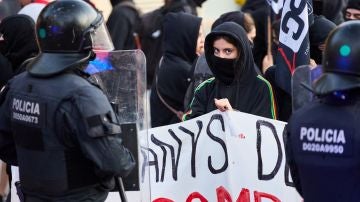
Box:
xmin=312 ymin=0 xmax=348 ymax=25
xmin=344 ymin=0 xmax=360 ymax=21
xmin=241 ymin=0 xmax=268 ymax=70
xmin=309 ymin=15 xmax=337 ymax=65
xmin=150 ymin=12 xmax=204 ymax=127
xmin=140 ymin=0 xmax=198 ymax=88
xmin=0 ymin=14 xmax=38 ymax=75
xmin=286 ymin=21 xmax=360 ymax=202
xmin=261 ymin=15 xmax=336 ymax=122
xmin=107 ymin=0 xmax=141 ymax=50
xmin=183 ymin=22 xmax=276 ymax=121
xmin=0 ymin=1 xmax=135 ymax=201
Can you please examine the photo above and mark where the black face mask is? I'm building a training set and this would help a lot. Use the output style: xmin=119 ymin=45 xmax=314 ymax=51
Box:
xmin=210 ymin=55 xmax=236 ymax=85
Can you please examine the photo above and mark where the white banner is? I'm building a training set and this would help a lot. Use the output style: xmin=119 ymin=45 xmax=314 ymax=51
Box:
xmin=267 ymin=0 xmax=284 ymax=14
xmin=141 ymin=110 xmax=302 ymax=201
xmin=279 ymin=0 xmax=309 ymax=52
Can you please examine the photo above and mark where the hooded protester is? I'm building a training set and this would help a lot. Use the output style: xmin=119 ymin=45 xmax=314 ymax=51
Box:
xmin=106 ymin=0 xmax=141 ymax=50
xmin=183 ymin=22 xmax=276 ymax=121
xmin=0 ymin=14 xmax=38 ymax=87
xmin=140 ymin=0 xmax=198 ymax=88
xmin=183 ymin=10 xmax=260 ymax=109
xmin=312 ymin=0 xmax=348 ymax=24
xmin=344 ymin=0 xmax=360 ymax=21
xmin=150 ymin=12 xmax=203 ymax=127
xmin=310 ymin=15 xmax=337 ymax=65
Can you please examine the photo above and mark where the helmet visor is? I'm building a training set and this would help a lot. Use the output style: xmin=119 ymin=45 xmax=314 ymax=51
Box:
xmin=91 ymin=22 xmax=114 ymax=51
xmin=82 ymin=12 xmax=114 ymax=51
xmin=90 ymin=23 xmax=114 ymax=51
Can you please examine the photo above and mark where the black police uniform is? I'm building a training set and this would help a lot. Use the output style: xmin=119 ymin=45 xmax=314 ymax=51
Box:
xmin=0 ymin=70 xmax=135 ymax=201
xmin=286 ymin=94 xmax=360 ymax=202
xmin=286 ymin=21 xmax=360 ymax=202
xmin=0 ymin=0 xmax=135 ymax=201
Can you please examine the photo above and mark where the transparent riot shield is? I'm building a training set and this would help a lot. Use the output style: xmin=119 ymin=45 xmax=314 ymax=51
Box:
xmin=292 ymin=65 xmax=322 ymax=111
xmin=85 ymin=50 xmax=150 ymax=202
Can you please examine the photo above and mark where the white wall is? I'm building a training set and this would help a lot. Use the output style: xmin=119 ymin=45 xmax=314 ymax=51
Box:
xmin=199 ymin=0 xmax=240 ymax=34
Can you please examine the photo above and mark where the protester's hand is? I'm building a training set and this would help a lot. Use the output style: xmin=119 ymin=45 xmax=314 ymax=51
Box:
xmin=214 ymin=98 xmax=233 ymax=112
xmin=309 ymin=58 xmax=317 ymax=69
xmin=262 ymin=54 xmax=274 ymax=74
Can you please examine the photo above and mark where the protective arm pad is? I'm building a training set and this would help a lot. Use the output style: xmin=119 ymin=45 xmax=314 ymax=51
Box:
xmin=65 ymin=86 xmax=136 ymax=177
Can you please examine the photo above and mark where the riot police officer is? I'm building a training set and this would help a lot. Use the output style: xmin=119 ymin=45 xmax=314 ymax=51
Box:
xmin=0 ymin=0 xmax=135 ymax=201
xmin=286 ymin=21 xmax=360 ymax=202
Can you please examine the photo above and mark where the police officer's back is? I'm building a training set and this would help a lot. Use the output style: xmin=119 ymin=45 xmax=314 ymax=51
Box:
xmin=286 ymin=21 xmax=360 ymax=202
xmin=0 ymin=0 xmax=135 ymax=201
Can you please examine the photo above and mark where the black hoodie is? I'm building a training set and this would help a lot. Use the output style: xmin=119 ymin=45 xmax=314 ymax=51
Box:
xmin=183 ymin=22 xmax=276 ymax=120
xmin=150 ymin=12 xmax=202 ymax=127
xmin=107 ymin=0 xmax=140 ymax=50
xmin=0 ymin=14 xmax=38 ymax=87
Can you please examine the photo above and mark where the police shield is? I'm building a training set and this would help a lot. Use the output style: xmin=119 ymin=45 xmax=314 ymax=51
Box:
xmin=85 ymin=50 xmax=149 ymax=199
xmin=292 ymin=65 xmax=322 ymax=111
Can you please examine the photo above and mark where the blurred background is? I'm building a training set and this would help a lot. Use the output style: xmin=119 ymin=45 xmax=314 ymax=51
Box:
xmin=0 ymin=0 xmax=241 ymax=33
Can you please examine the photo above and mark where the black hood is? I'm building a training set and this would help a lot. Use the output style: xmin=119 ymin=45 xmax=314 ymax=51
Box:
xmin=211 ymin=11 xmax=245 ymax=31
xmin=347 ymin=0 xmax=360 ymax=10
xmin=0 ymin=14 xmax=39 ymax=70
xmin=163 ymin=12 xmax=202 ymax=63
xmin=309 ymin=15 xmax=336 ymax=64
xmin=205 ymin=22 xmax=256 ymax=84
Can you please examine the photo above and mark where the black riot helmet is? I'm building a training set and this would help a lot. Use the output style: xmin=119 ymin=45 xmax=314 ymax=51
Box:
xmin=28 ymin=0 xmax=114 ymax=77
xmin=313 ymin=21 xmax=360 ymax=95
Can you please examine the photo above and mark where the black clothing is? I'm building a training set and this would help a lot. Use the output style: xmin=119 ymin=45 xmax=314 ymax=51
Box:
xmin=242 ymin=5 xmax=268 ymax=71
xmin=183 ymin=22 xmax=276 ymax=120
xmin=264 ymin=65 xmax=292 ymax=121
xmin=313 ymin=0 xmax=348 ymax=24
xmin=0 ymin=70 xmax=135 ymax=201
xmin=286 ymin=92 xmax=360 ymax=202
xmin=139 ymin=1 xmax=196 ymax=88
xmin=0 ymin=14 xmax=38 ymax=73
xmin=212 ymin=11 xmax=245 ymax=31
xmin=346 ymin=0 xmax=360 ymax=10
xmin=309 ymin=15 xmax=336 ymax=64
xmin=0 ymin=54 xmax=12 ymax=88
xmin=150 ymin=12 xmax=201 ymax=127
xmin=107 ymin=0 xmax=140 ymax=50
